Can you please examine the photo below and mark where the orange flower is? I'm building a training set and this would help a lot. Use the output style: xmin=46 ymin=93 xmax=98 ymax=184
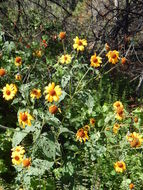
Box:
xmin=134 ymin=117 xmax=138 ymax=123
xmin=90 ymin=118 xmax=96 ymax=126
xmin=15 ymin=57 xmax=22 ymax=66
xmin=126 ymin=132 xmax=143 ymax=148
xmin=76 ymin=128 xmax=89 ymax=143
xmin=22 ymin=158 xmax=31 ymax=168
xmin=0 ymin=68 xmax=6 ymax=77
xmin=121 ymin=57 xmax=127 ymax=65
xmin=129 ymin=183 xmax=134 ymax=189
xmin=59 ymin=32 xmax=66 ymax=40
xmin=49 ymin=105 xmax=58 ymax=114
xmin=114 ymin=161 xmax=126 ymax=173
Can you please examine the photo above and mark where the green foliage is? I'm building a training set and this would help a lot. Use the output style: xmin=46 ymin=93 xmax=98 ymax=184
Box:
xmin=0 ymin=23 xmax=143 ymax=190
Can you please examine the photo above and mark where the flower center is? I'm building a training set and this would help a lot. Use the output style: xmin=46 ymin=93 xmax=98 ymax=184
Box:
xmin=78 ymin=40 xmax=83 ymax=46
xmin=118 ymin=163 xmax=123 ymax=168
xmin=16 ymin=57 xmax=21 ymax=63
xmin=15 ymin=156 xmax=20 ymax=161
xmin=78 ymin=129 xmax=85 ymax=138
xmin=32 ymin=90 xmax=38 ymax=95
xmin=49 ymin=89 xmax=56 ymax=96
xmin=64 ymin=56 xmax=67 ymax=61
xmin=92 ymin=57 xmax=98 ymax=63
xmin=111 ymin=53 xmax=117 ymax=59
xmin=21 ymin=114 xmax=28 ymax=122
xmin=6 ymin=90 xmax=11 ymax=95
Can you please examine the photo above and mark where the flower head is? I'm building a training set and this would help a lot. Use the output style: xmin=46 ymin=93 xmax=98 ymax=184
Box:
xmin=15 ymin=57 xmax=22 ymax=66
xmin=60 ymin=54 xmax=72 ymax=64
xmin=59 ymin=32 xmax=66 ymax=40
xmin=19 ymin=111 xmax=34 ymax=128
xmin=126 ymin=132 xmax=143 ymax=148
xmin=113 ymin=101 xmax=123 ymax=110
xmin=11 ymin=146 xmax=25 ymax=155
xmin=83 ymin=125 xmax=90 ymax=131
xmin=76 ymin=128 xmax=89 ymax=143
xmin=113 ymin=101 xmax=124 ymax=120
xmin=113 ymin=123 xmax=120 ymax=134
xmin=30 ymin=88 xmax=41 ymax=99
xmin=15 ymin=73 xmax=22 ymax=81
xmin=49 ymin=105 xmax=58 ymax=114
xmin=90 ymin=53 xmax=102 ymax=68
xmin=129 ymin=183 xmax=134 ymax=189
xmin=44 ymin=82 xmax=62 ymax=102
xmin=73 ymin=36 xmax=87 ymax=51
xmin=11 ymin=152 xmax=23 ymax=165
xmin=106 ymin=50 xmax=119 ymax=64
xmin=90 ymin=118 xmax=96 ymax=126
xmin=121 ymin=57 xmax=127 ymax=65
xmin=33 ymin=50 xmax=42 ymax=58
xmin=22 ymin=158 xmax=31 ymax=168
xmin=2 ymin=84 xmax=17 ymax=101
xmin=0 ymin=68 xmax=6 ymax=77
xmin=114 ymin=161 xmax=126 ymax=173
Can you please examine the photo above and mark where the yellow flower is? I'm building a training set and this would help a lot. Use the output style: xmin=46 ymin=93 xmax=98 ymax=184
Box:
xmin=76 ymin=128 xmax=89 ymax=143
xmin=106 ymin=50 xmax=119 ymax=64
xmin=113 ymin=101 xmax=123 ymax=110
xmin=44 ymin=82 xmax=62 ymax=102
xmin=73 ymin=36 xmax=87 ymax=51
xmin=113 ymin=123 xmax=120 ymax=134
xmin=15 ymin=73 xmax=22 ymax=81
xmin=2 ymin=84 xmax=16 ymax=101
xmin=15 ymin=57 xmax=22 ymax=66
xmin=30 ymin=88 xmax=41 ymax=99
xmin=114 ymin=161 xmax=126 ymax=173
xmin=60 ymin=54 xmax=72 ymax=64
xmin=11 ymin=146 xmax=25 ymax=155
xmin=19 ymin=111 xmax=34 ymax=128
xmin=33 ymin=50 xmax=42 ymax=58
xmin=90 ymin=118 xmax=96 ymax=126
xmin=90 ymin=53 xmax=102 ymax=68
xmin=22 ymin=158 xmax=31 ymax=168
xmin=126 ymin=132 xmax=143 ymax=148
xmin=11 ymin=152 xmax=23 ymax=165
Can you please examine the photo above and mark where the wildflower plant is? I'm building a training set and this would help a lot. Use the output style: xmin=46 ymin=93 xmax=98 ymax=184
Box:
xmin=0 ymin=28 xmax=143 ymax=190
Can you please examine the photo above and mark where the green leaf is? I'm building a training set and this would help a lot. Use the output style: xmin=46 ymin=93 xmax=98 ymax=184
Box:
xmin=27 ymin=159 xmax=54 ymax=176
xmin=12 ymin=129 xmax=29 ymax=147
xmin=61 ymin=75 xmax=70 ymax=88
